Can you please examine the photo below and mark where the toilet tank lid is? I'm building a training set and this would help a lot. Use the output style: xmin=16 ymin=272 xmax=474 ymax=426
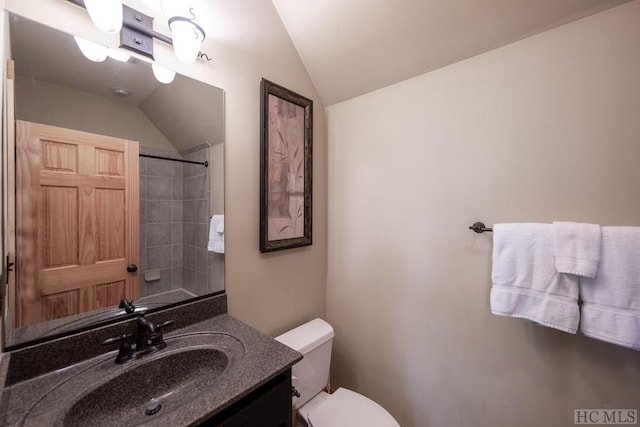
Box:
xmin=275 ymin=318 xmax=334 ymax=354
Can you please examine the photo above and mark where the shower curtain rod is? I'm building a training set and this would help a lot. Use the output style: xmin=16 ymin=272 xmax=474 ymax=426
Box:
xmin=140 ymin=153 xmax=208 ymax=167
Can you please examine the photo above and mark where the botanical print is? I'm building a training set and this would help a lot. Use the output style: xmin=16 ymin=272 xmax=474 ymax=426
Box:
xmin=259 ymin=78 xmax=312 ymax=252
xmin=267 ymin=94 xmax=305 ymax=241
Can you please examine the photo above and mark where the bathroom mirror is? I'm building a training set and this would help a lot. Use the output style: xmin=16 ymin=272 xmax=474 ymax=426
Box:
xmin=4 ymin=13 xmax=225 ymax=349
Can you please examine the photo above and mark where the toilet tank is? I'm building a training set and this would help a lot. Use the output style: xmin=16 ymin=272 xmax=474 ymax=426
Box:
xmin=275 ymin=318 xmax=334 ymax=408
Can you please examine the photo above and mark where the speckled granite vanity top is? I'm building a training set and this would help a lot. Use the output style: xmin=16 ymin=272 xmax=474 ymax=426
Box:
xmin=0 ymin=296 xmax=301 ymax=426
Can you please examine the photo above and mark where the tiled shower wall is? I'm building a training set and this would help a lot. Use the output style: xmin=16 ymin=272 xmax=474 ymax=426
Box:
xmin=182 ymin=144 xmax=212 ymax=296
xmin=139 ymin=148 xmax=185 ymax=297
xmin=139 ymin=146 xmax=212 ymax=298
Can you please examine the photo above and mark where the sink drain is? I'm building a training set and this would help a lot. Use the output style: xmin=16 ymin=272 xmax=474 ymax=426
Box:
xmin=144 ymin=398 xmax=162 ymax=416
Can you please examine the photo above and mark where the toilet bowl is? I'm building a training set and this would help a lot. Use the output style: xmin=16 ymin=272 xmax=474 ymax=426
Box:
xmin=275 ymin=318 xmax=400 ymax=427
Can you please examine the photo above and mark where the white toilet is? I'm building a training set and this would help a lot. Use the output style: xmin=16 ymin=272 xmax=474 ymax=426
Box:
xmin=275 ymin=318 xmax=400 ymax=427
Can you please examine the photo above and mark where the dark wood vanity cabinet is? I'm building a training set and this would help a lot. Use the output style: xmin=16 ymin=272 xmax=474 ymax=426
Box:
xmin=200 ymin=369 xmax=293 ymax=427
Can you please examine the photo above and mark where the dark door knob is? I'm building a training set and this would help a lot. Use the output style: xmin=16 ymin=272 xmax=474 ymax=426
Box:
xmin=127 ymin=264 xmax=138 ymax=273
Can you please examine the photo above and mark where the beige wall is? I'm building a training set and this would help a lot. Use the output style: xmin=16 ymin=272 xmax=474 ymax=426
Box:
xmin=196 ymin=0 xmax=327 ymax=335
xmin=326 ymin=2 xmax=640 ymax=426
xmin=15 ymin=78 xmax=176 ymax=151
xmin=2 ymin=0 xmax=327 ymax=338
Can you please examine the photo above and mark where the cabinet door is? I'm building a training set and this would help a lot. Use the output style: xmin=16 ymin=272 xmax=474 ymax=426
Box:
xmin=202 ymin=371 xmax=292 ymax=427
xmin=16 ymin=120 xmax=139 ymax=327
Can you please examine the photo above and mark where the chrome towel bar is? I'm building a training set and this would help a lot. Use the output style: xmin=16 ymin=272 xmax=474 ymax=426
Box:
xmin=469 ymin=222 xmax=493 ymax=233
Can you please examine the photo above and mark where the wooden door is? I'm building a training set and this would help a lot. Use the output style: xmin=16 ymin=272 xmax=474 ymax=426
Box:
xmin=16 ymin=120 xmax=139 ymax=327
xmin=4 ymin=60 xmax=16 ymax=330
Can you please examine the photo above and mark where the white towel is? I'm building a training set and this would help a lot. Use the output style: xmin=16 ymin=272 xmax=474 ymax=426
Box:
xmin=579 ymin=227 xmax=640 ymax=350
xmin=214 ymin=215 xmax=224 ymax=233
xmin=490 ymin=223 xmax=580 ymax=333
xmin=552 ymin=221 xmax=601 ymax=278
xmin=208 ymin=215 xmax=225 ymax=254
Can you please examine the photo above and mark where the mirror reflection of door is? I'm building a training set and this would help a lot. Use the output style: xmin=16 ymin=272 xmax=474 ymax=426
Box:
xmin=15 ymin=120 xmax=139 ymax=327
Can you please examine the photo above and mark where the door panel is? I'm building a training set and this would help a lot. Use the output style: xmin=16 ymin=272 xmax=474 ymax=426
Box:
xmin=16 ymin=120 xmax=139 ymax=327
xmin=40 ymin=186 xmax=79 ymax=268
xmin=41 ymin=290 xmax=79 ymax=322
xmin=95 ymin=281 xmax=127 ymax=309
xmin=95 ymin=188 xmax=125 ymax=261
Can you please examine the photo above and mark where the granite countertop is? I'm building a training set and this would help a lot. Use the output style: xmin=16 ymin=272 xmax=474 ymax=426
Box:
xmin=0 ymin=312 xmax=302 ymax=426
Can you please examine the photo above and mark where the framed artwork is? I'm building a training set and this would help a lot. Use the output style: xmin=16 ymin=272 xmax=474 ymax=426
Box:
xmin=260 ymin=78 xmax=313 ymax=253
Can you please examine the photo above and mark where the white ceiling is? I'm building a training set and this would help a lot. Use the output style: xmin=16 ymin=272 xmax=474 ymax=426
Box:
xmin=272 ymin=0 xmax=631 ymax=106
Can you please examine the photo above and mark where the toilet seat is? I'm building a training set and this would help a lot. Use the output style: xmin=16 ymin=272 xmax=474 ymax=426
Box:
xmin=305 ymin=388 xmax=399 ymax=427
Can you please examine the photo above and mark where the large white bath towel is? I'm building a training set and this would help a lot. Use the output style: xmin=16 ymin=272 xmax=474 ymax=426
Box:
xmin=580 ymin=227 xmax=640 ymax=350
xmin=491 ymin=223 xmax=580 ymax=333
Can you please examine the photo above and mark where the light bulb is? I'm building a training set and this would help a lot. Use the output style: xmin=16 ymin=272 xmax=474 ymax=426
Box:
xmin=73 ymin=36 xmax=107 ymax=62
xmin=152 ymin=64 xmax=176 ymax=84
xmin=169 ymin=19 xmax=204 ymax=63
xmin=107 ymin=49 xmax=131 ymax=63
xmin=83 ymin=0 xmax=123 ymax=34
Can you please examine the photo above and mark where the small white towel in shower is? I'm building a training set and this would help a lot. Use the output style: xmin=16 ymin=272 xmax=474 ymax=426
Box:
xmin=490 ymin=223 xmax=580 ymax=333
xmin=208 ymin=215 xmax=225 ymax=254
xmin=552 ymin=221 xmax=601 ymax=278
xmin=579 ymin=227 xmax=640 ymax=350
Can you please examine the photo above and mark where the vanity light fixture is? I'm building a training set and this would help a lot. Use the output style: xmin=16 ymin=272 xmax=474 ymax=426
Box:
xmin=161 ymin=0 xmax=206 ymax=64
xmin=167 ymin=12 xmax=206 ymax=63
xmin=73 ymin=36 xmax=131 ymax=63
xmin=68 ymin=0 xmax=211 ymax=64
xmin=119 ymin=3 xmax=207 ymax=64
xmin=73 ymin=30 xmax=175 ymax=85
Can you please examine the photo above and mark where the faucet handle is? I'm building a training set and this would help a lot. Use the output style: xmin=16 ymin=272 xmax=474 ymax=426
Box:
xmin=148 ymin=319 xmax=175 ymax=349
xmin=102 ymin=333 xmax=134 ymax=364
xmin=101 ymin=333 xmax=133 ymax=346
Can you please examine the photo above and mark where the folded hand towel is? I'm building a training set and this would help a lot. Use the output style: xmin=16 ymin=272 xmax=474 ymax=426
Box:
xmin=552 ymin=222 xmax=601 ymax=278
xmin=214 ymin=215 xmax=224 ymax=233
xmin=579 ymin=227 xmax=640 ymax=350
xmin=208 ymin=215 xmax=225 ymax=254
xmin=491 ymin=223 xmax=580 ymax=333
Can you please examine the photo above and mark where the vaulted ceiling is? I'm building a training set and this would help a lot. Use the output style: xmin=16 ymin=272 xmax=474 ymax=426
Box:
xmin=272 ymin=0 xmax=632 ymax=106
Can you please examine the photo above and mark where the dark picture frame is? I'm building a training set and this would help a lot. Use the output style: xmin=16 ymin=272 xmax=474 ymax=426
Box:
xmin=260 ymin=78 xmax=313 ymax=253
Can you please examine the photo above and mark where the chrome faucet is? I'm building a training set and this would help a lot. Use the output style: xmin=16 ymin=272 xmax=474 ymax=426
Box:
xmin=102 ymin=315 xmax=175 ymax=364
